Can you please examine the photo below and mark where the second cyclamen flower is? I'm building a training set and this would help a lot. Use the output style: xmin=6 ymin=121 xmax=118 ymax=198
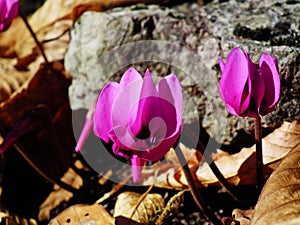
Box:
xmin=94 ymin=68 xmax=183 ymax=182
xmin=219 ymin=47 xmax=280 ymax=118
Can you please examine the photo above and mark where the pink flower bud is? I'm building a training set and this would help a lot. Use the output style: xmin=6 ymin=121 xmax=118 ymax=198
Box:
xmin=219 ymin=47 xmax=280 ymax=117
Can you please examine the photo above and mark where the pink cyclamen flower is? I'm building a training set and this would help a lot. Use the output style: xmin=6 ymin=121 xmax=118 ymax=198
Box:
xmin=0 ymin=0 xmax=18 ymax=32
xmin=94 ymin=67 xmax=183 ymax=182
xmin=219 ymin=47 xmax=280 ymax=117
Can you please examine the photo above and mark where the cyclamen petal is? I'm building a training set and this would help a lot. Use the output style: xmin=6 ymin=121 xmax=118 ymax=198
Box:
xmin=259 ymin=53 xmax=281 ymax=115
xmin=0 ymin=0 xmax=18 ymax=32
xmin=246 ymin=54 xmax=265 ymax=116
xmin=158 ymin=74 xmax=183 ymax=116
xmin=94 ymin=82 xmax=120 ymax=143
xmin=129 ymin=70 xmax=159 ymax=136
xmin=219 ymin=48 xmax=250 ymax=116
xmin=111 ymin=77 xmax=143 ymax=132
xmin=219 ymin=47 xmax=280 ymax=118
xmin=119 ymin=67 xmax=143 ymax=88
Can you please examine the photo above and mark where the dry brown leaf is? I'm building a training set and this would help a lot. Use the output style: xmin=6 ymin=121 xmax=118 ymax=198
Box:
xmin=0 ymin=17 xmax=25 ymax=57
xmin=0 ymin=61 xmax=79 ymax=196
xmin=0 ymin=58 xmax=34 ymax=103
xmin=251 ymin=143 xmax=300 ymax=225
xmin=231 ymin=209 xmax=253 ymax=225
xmin=143 ymin=121 xmax=300 ymax=189
xmin=96 ymin=175 xmax=131 ymax=204
xmin=0 ymin=61 xmax=71 ymax=126
xmin=114 ymin=191 xmax=164 ymax=224
xmin=3 ymin=0 xmax=170 ymax=62
xmin=48 ymin=203 xmax=115 ymax=225
xmin=0 ymin=210 xmax=38 ymax=225
xmin=39 ymin=168 xmax=83 ymax=221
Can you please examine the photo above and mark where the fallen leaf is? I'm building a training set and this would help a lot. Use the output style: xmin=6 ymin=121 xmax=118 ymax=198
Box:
xmin=143 ymin=121 xmax=300 ymax=188
xmin=96 ymin=175 xmax=131 ymax=204
xmin=0 ymin=58 xmax=33 ymax=103
xmin=0 ymin=17 xmax=24 ymax=57
xmin=2 ymin=0 xmax=171 ymax=62
xmin=114 ymin=191 xmax=164 ymax=224
xmin=232 ymin=208 xmax=253 ymax=225
xmin=251 ymin=143 xmax=300 ymax=225
xmin=0 ymin=61 xmax=71 ymax=128
xmin=0 ymin=62 xmax=82 ymax=199
xmin=0 ymin=210 xmax=38 ymax=225
xmin=38 ymin=168 xmax=83 ymax=221
xmin=48 ymin=203 xmax=115 ymax=225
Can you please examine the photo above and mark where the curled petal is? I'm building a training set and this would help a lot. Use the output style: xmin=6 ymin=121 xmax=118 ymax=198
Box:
xmin=119 ymin=67 xmax=143 ymax=88
xmin=218 ymin=58 xmax=226 ymax=101
xmin=129 ymin=70 xmax=158 ymax=135
xmin=94 ymin=82 xmax=120 ymax=143
xmin=0 ymin=0 xmax=18 ymax=32
xmin=224 ymin=103 xmax=239 ymax=116
xmin=218 ymin=58 xmax=225 ymax=73
xmin=140 ymin=69 xmax=158 ymax=98
xmin=243 ymin=54 xmax=265 ymax=117
xmin=129 ymin=96 xmax=179 ymax=140
xmin=158 ymin=74 xmax=183 ymax=116
xmin=95 ymin=68 xmax=143 ymax=142
xmin=108 ymin=125 xmax=136 ymax=151
xmin=111 ymin=79 xmax=143 ymax=133
xmin=219 ymin=48 xmax=251 ymax=115
xmin=111 ymin=143 xmax=128 ymax=158
xmin=140 ymin=129 xmax=181 ymax=161
xmin=259 ymin=53 xmax=280 ymax=114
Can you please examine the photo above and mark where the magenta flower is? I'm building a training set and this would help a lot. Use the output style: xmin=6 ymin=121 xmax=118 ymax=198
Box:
xmin=94 ymin=67 xmax=183 ymax=182
xmin=219 ymin=47 xmax=280 ymax=117
xmin=0 ymin=0 xmax=18 ymax=32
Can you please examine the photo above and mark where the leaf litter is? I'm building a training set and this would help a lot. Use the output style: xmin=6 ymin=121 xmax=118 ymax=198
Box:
xmin=143 ymin=121 xmax=300 ymax=189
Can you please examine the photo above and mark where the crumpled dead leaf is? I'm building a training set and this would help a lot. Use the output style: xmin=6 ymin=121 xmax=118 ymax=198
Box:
xmin=0 ymin=0 xmax=171 ymax=63
xmin=48 ymin=203 xmax=115 ymax=225
xmin=231 ymin=209 xmax=253 ymax=225
xmin=0 ymin=61 xmax=71 ymax=127
xmin=251 ymin=143 xmax=300 ymax=225
xmin=0 ymin=58 xmax=36 ymax=103
xmin=143 ymin=121 xmax=300 ymax=189
xmin=0 ymin=210 xmax=38 ymax=225
xmin=38 ymin=168 xmax=83 ymax=221
xmin=114 ymin=191 xmax=164 ymax=224
xmin=0 ymin=61 xmax=80 ymax=201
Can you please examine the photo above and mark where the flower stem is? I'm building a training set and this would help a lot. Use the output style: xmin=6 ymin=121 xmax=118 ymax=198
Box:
xmin=254 ymin=117 xmax=263 ymax=191
xmin=196 ymin=140 xmax=246 ymax=205
xmin=19 ymin=9 xmax=49 ymax=65
xmin=175 ymin=147 xmax=222 ymax=225
xmin=184 ymin=126 xmax=245 ymax=205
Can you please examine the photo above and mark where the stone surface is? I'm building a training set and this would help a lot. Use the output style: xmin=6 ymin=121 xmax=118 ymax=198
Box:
xmin=65 ymin=0 xmax=300 ymax=145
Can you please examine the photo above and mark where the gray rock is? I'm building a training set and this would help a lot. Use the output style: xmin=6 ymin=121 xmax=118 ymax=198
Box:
xmin=65 ymin=0 xmax=300 ymax=145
